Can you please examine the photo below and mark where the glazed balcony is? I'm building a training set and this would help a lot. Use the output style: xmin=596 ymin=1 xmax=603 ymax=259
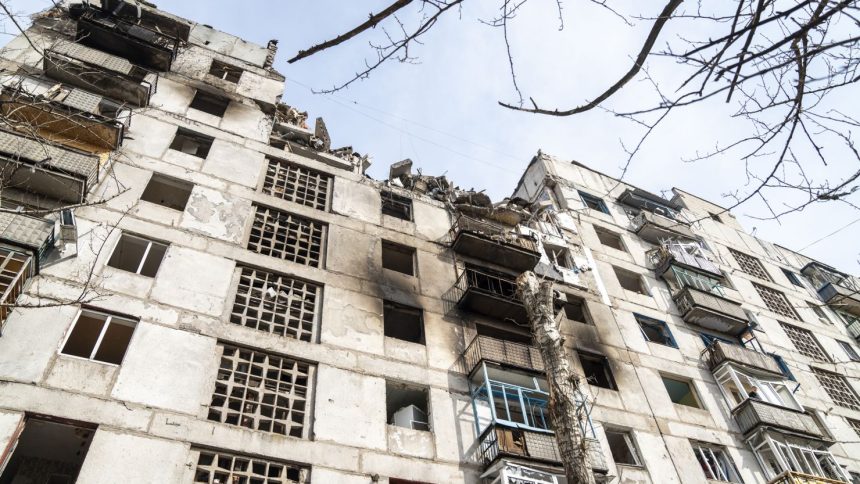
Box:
xmin=818 ymin=282 xmax=860 ymax=317
xmin=617 ymin=188 xmax=681 ymax=218
xmin=44 ymin=46 xmax=155 ymax=107
xmin=674 ymin=286 xmax=748 ymax=335
xmin=630 ymin=211 xmax=696 ymax=245
xmin=451 ymin=267 xmax=527 ymax=324
xmin=74 ymin=8 xmax=179 ymax=71
xmin=450 ymin=215 xmax=540 ymax=272
xmin=0 ymin=130 xmax=100 ymax=203
xmin=649 ymin=243 xmax=721 ymax=278
xmin=477 ymin=424 xmax=607 ymax=474
xmin=463 ymin=335 xmax=544 ymax=375
xmin=0 ymin=247 xmax=33 ymax=334
xmin=706 ymin=340 xmax=782 ymax=376
xmin=733 ymin=399 xmax=824 ymax=439
xmin=767 ymin=471 xmax=847 ymax=484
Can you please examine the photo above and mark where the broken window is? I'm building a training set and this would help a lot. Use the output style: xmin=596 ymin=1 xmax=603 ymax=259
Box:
xmin=782 ymin=268 xmax=803 ymax=287
xmin=0 ymin=247 xmax=32 ymax=328
xmin=386 ymin=381 xmax=430 ymax=431
xmin=107 ymin=233 xmax=168 ymax=277
xmin=61 ymin=309 xmax=137 ymax=365
xmin=594 ymin=226 xmax=625 ymax=251
xmin=189 ymin=90 xmax=230 ymax=117
xmin=812 ymin=367 xmax=860 ymax=411
xmin=561 ymin=295 xmax=591 ymax=325
xmin=606 ymin=430 xmax=642 ymax=466
xmin=839 ymin=341 xmax=860 ymax=362
xmin=692 ymin=443 xmax=741 ymax=482
xmin=662 ymin=375 xmax=701 ymax=408
xmin=383 ymin=301 xmax=424 ymax=344
xmin=230 ymin=267 xmax=321 ymax=342
xmin=635 ymin=314 xmax=677 ymax=347
xmin=262 ymin=158 xmax=331 ymax=211
xmin=779 ymin=322 xmax=830 ymax=362
xmin=578 ymin=191 xmax=609 ymax=214
xmin=139 ymin=173 xmax=193 ymax=211
xmin=578 ymin=352 xmax=617 ymax=390
xmin=382 ymin=240 xmax=416 ymax=275
xmin=381 ymin=190 xmax=413 ymax=221
xmin=169 ymin=127 xmax=214 ymax=158
xmin=190 ymin=448 xmax=309 ymax=484
xmin=247 ymin=205 xmax=326 ymax=268
xmin=208 ymin=344 xmax=313 ymax=437
xmin=0 ymin=417 xmax=95 ymax=484
xmin=208 ymin=59 xmax=242 ymax=83
xmin=613 ymin=266 xmax=648 ymax=295
xmin=729 ymin=248 xmax=772 ymax=282
xmin=544 ymin=244 xmax=574 ymax=269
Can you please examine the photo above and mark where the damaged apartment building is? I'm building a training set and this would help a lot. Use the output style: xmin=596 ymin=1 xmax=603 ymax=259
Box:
xmin=1 ymin=2 xmax=860 ymax=484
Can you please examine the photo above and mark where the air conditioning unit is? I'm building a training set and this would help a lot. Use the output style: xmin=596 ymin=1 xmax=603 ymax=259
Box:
xmin=392 ymin=405 xmax=429 ymax=431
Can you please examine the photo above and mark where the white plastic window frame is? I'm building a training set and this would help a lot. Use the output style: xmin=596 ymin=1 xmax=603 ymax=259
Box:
xmin=766 ymin=438 xmax=847 ymax=481
xmin=108 ymin=233 xmax=167 ymax=277
xmin=605 ymin=429 xmax=643 ymax=467
xmin=58 ymin=308 xmax=137 ymax=366
xmin=693 ymin=444 xmax=741 ymax=482
xmin=714 ymin=366 xmax=802 ymax=411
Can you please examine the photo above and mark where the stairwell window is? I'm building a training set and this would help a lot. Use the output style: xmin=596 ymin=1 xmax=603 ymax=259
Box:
xmin=107 ymin=233 xmax=168 ymax=277
xmin=61 ymin=309 xmax=137 ymax=365
xmin=692 ymin=443 xmax=742 ymax=482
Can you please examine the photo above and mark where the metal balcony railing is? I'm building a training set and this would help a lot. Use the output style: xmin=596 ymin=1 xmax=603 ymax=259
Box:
xmin=648 ymin=243 xmax=721 ymax=277
xmin=706 ymin=340 xmax=783 ymax=375
xmin=767 ymin=471 xmax=847 ymax=484
xmin=674 ymin=286 xmax=748 ymax=335
xmin=818 ymin=282 xmax=860 ymax=317
xmin=478 ymin=424 xmax=561 ymax=466
xmin=449 ymin=267 xmax=527 ymax=323
xmin=75 ymin=8 xmax=179 ymax=71
xmin=630 ymin=211 xmax=696 ymax=244
xmin=0 ymin=248 xmax=33 ymax=335
xmin=44 ymin=46 xmax=155 ymax=107
xmin=464 ymin=335 xmax=544 ymax=374
xmin=450 ymin=215 xmax=540 ymax=272
xmin=732 ymin=399 xmax=824 ymax=438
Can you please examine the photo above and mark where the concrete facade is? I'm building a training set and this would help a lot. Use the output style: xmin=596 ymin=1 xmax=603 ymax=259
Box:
xmin=0 ymin=2 xmax=858 ymax=484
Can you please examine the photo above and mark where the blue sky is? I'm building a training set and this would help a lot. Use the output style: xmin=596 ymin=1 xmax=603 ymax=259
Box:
xmin=4 ymin=1 xmax=858 ymax=273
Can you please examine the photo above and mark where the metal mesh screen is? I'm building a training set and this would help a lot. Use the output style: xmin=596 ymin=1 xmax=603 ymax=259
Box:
xmin=730 ymin=248 xmax=773 ymax=281
xmin=247 ymin=205 xmax=325 ymax=268
xmin=812 ymin=368 xmax=860 ymax=411
xmin=193 ymin=448 xmax=309 ymax=484
xmin=230 ymin=267 xmax=320 ymax=342
xmin=754 ymin=283 xmax=800 ymax=320
xmin=779 ymin=322 xmax=829 ymax=362
xmin=262 ymin=158 xmax=330 ymax=211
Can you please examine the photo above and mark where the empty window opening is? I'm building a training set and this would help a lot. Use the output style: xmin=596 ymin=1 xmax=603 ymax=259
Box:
xmin=693 ymin=443 xmax=741 ymax=482
xmin=614 ymin=266 xmax=648 ymax=295
xmin=0 ymin=418 xmax=95 ymax=484
xmin=382 ymin=241 xmax=416 ymax=276
xmin=606 ymin=430 xmax=642 ymax=466
xmin=386 ymin=381 xmax=430 ymax=431
xmin=140 ymin=173 xmax=193 ymax=211
xmin=383 ymin=301 xmax=424 ymax=344
xmin=189 ymin=90 xmax=230 ymax=117
xmin=169 ymin=128 xmax=214 ymax=158
xmin=561 ymin=295 xmax=591 ymax=325
xmin=107 ymin=233 xmax=168 ymax=277
xmin=475 ymin=323 xmax=532 ymax=344
xmin=230 ymin=267 xmax=321 ymax=342
xmin=381 ymin=191 xmax=413 ymax=221
xmin=578 ymin=352 xmax=617 ymax=390
xmin=191 ymin=448 xmax=309 ymax=484
xmin=595 ymin=226 xmax=625 ymax=251
xmin=61 ymin=309 xmax=137 ymax=365
xmin=262 ymin=158 xmax=331 ymax=211
xmin=247 ymin=205 xmax=325 ymax=268
xmin=709 ymin=212 xmax=723 ymax=223
xmin=662 ymin=375 xmax=701 ymax=408
xmin=839 ymin=341 xmax=860 ymax=362
xmin=208 ymin=345 xmax=313 ymax=437
xmin=209 ymin=60 xmax=242 ymax=83
xmin=782 ymin=268 xmax=803 ymax=287
xmin=579 ymin=191 xmax=609 ymax=214
xmin=636 ymin=314 xmax=676 ymax=347
xmin=545 ymin=244 xmax=574 ymax=269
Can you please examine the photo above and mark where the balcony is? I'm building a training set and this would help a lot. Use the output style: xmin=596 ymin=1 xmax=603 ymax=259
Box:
xmin=706 ymin=341 xmax=782 ymax=375
xmin=450 ymin=215 xmax=540 ymax=272
xmin=477 ymin=424 xmax=608 ymax=475
xmin=450 ymin=267 xmax=528 ymax=324
xmin=0 ymin=130 xmax=100 ymax=203
xmin=733 ymin=399 xmax=824 ymax=439
xmin=73 ymin=7 xmax=179 ymax=71
xmin=100 ymin=0 xmax=191 ymax=42
xmin=617 ymin=188 xmax=681 ymax=217
xmin=630 ymin=211 xmax=696 ymax=245
xmin=767 ymin=471 xmax=847 ymax=484
xmin=0 ymin=247 xmax=33 ymax=334
xmin=0 ymin=212 xmax=55 ymax=269
xmin=846 ymin=319 xmax=860 ymax=342
xmin=674 ymin=286 xmax=748 ymax=335
xmin=43 ymin=46 xmax=154 ymax=107
xmin=818 ymin=282 xmax=860 ymax=317
xmin=464 ymin=335 xmax=544 ymax=375
xmin=649 ymin=243 xmax=721 ymax=278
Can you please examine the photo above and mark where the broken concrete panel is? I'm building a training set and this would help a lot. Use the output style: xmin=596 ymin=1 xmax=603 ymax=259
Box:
xmin=122 ymin=114 xmax=178 ymax=160
xmin=412 ymin=200 xmax=451 ymax=242
xmin=150 ymin=246 xmax=235 ymax=316
xmin=44 ymin=355 xmax=117 ymax=397
xmin=200 ymin=139 xmax=266 ymax=187
xmin=220 ymin=101 xmax=270 ymax=142
xmin=75 ymin=430 xmax=189 ymax=484
xmin=313 ymin=365 xmax=386 ymax=450
xmin=149 ymin=77 xmax=195 ymax=114
xmin=326 ymin=225 xmax=379 ymax=279
xmin=0 ymin=305 xmax=79 ymax=383
xmin=180 ymin=185 xmax=253 ymax=243
xmin=319 ymin=286 xmax=384 ymax=354
xmin=112 ymin=323 xmax=216 ymax=414
xmin=331 ymin=179 xmax=381 ymax=225
xmin=236 ymin=73 xmax=283 ymax=106
xmin=386 ymin=424 xmax=435 ymax=459
xmin=0 ymin=410 xmax=22 ymax=449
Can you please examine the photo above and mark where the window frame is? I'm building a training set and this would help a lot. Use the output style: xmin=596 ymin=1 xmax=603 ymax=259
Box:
xmin=578 ymin=191 xmax=610 ymax=214
xmin=106 ymin=233 xmax=168 ymax=277
xmin=781 ymin=268 xmax=803 ymax=287
xmin=59 ymin=308 xmax=138 ymax=366
xmin=692 ymin=443 xmax=742 ymax=483
xmin=577 ymin=351 xmax=618 ymax=390
xmin=839 ymin=340 xmax=860 ymax=362
xmin=635 ymin=314 xmax=677 ymax=348
xmin=713 ymin=364 xmax=802 ymax=411
xmin=661 ymin=375 xmax=703 ymax=408
xmin=605 ymin=429 xmax=643 ymax=467
xmin=544 ymin=243 xmax=575 ymax=269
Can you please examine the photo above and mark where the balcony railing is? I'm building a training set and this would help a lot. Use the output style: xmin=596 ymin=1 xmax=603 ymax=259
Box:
xmin=44 ymin=46 xmax=155 ymax=107
xmin=674 ymin=286 xmax=748 ymax=335
xmin=732 ymin=399 xmax=824 ymax=438
xmin=767 ymin=471 xmax=847 ymax=484
xmin=450 ymin=215 xmax=540 ymax=272
xmin=649 ymin=243 xmax=721 ymax=277
xmin=101 ymin=0 xmax=191 ymax=41
xmin=74 ymin=8 xmax=179 ymax=71
xmin=0 ymin=213 xmax=56 ymax=266
xmin=818 ymin=282 xmax=860 ymax=317
xmin=476 ymin=423 xmax=607 ymax=474
xmin=0 ymin=247 xmax=33 ymax=335
xmin=450 ymin=267 xmax=527 ymax=323
xmin=464 ymin=335 xmax=544 ymax=375
xmin=630 ymin=211 xmax=696 ymax=244
xmin=706 ymin=340 xmax=783 ymax=375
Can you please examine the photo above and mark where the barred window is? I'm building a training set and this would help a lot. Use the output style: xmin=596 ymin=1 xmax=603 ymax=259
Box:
xmin=248 ymin=205 xmax=325 ymax=268
xmin=779 ymin=322 xmax=830 ymax=362
xmin=208 ymin=345 xmax=313 ymax=437
xmin=729 ymin=248 xmax=772 ymax=281
xmin=230 ymin=267 xmax=321 ymax=342
xmin=847 ymin=417 xmax=860 ymax=438
xmin=812 ymin=367 xmax=860 ymax=411
xmin=262 ymin=158 xmax=331 ymax=211
xmin=192 ymin=448 xmax=309 ymax=484
xmin=754 ymin=283 xmax=800 ymax=320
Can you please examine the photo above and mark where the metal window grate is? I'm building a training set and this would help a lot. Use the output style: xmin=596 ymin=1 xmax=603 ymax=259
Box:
xmin=812 ymin=367 xmax=860 ymax=411
xmin=247 ymin=205 xmax=325 ymax=267
xmin=192 ymin=448 xmax=309 ymax=484
xmin=754 ymin=283 xmax=800 ymax=320
xmin=262 ymin=158 xmax=331 ymax=211
xmin=730 ymin=248 xmax=772 ymax=281
xmin=779 ymin=322 xmax=830 ymax=362
xmin=208 ymin=345 xmax=313 ymax=437
xmin=847 ymin=417 xmax=860 ymax=438
xmin=230 ymin=267 xmax=320 ymax=342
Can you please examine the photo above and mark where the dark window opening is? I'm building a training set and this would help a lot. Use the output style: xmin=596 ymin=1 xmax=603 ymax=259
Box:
xmin=545 ymin=244 xmax=574 ymax=269
xmin=782 ymin=268 xmax=803 ymax=287
xmin=107 ymin=233 xmax=168 ymax=277
xmin=475 ymin=323 xmax=532 ymax=345
xmin=578 ymin=352 xmax=617 ymax=390
xmin=384 ymin=301 xmax=424 ymax=344
xmin=709 ymin=212 xmax=723 ymax=223
xmin=606 ymin=430 xmax=642 ymax=466
xmin=662 ymin=375 xmax=701 ymax=408
xmin=561 ymin=295 xmax=591 ymax=325
xmin=61 ymin=309 xmax=137 ymax=365
xmin=0 ymin=418 xmax=95 ymax=484
xmin=189 ymin=90 xmax=230 ymax=117
xmin=382 ymin=240 xmax=416 ymax=276
xmin=386 ymin=381 xmax=430 ymax=431
xmin=209 ymin=60 xmax=242 ymax=83
xmin=614 ymin=266 xmax=648 ymax=295
xmin=140 ymin=173 xmax=193 ymax=211
xmin=381 ymin=191 xmax=413 ymax=221
xmin=579 ymin=191 xmax=610 ymax=214
xmin=636 ymin=314 xmax=676 ymax=347
xmin=839 ymin=341 xmax=860 ymax=362
xmin=595 ymin=226 xmax=625 ymax=251
xmin=169 ymin=127 xmax=214 ymax=158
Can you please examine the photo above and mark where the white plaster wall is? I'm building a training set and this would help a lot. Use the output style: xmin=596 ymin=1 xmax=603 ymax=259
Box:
xmin=0 ymin=304 xmax=79 ymax=382
xmin=180 ymin=185 xmax=253 ymax=243
xmin=76 ymin=431 xmax=189 ymax=484
xmin=313 ymin=365 xmax=386 ymax=450
xmin=149 ymin=246 xmax=235 ymax=316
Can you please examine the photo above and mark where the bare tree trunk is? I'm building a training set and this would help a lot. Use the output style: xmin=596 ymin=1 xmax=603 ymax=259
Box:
xmin=517 ymin=271 xmax=596 ymax=484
